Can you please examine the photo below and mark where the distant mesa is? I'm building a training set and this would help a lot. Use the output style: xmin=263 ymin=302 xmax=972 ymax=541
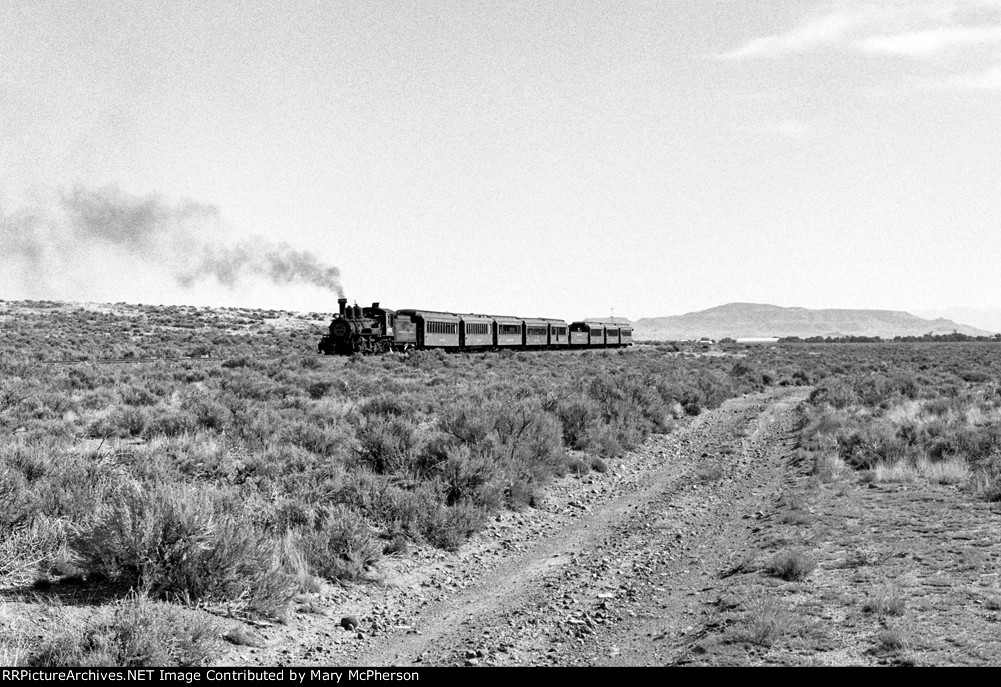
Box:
xmin=630 ymin=302 xmax=993 ymax=341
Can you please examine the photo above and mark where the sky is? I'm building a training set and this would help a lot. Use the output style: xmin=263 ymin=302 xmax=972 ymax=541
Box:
xmin=2 ymin=0 xmax=999 ymax=325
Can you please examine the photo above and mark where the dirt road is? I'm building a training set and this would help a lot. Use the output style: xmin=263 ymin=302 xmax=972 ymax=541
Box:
xmin=221 ymin=387 xmax=810 ymax=667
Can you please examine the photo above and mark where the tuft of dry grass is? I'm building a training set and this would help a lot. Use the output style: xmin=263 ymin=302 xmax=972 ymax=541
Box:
xmin=863 ymin=584 xmax=907 ymax=617
xmin=920 ymin=456 xmax=969 ymax=485
xmin=872 ymin=461 xmax=919 ymax=484
xmin=23 ymin=594 xmax=219 ymax=667
xmin=725 ymin=595 xmax=794 ymax=648
xmin=765 ymin=549 xmax=817 ymax=581
xmin=874 ymin=628 xmax=909 ymax=655
xmin=811 ymin=449 xmax=849 ymax=482
xmin=0 ymin=607 xmax=32 ymax=667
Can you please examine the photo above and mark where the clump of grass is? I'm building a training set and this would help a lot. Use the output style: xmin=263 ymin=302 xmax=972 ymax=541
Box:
xmin=919 ymin=456 xmax=969 ymax=485
xmin=0 ymin=516 xmax=74 ymax=587
xmin=863 ymin=584 xmax=906 ymax=617
xmin=765 ymin=549 xmax=817 ymax=581
xmin=968 ymin=464 xmax=1001 ymax=502
xmin=810 ymin=450 xmax=849 ymax=482
xmin=25 ymin=594 xmax=219 ymax=667
xmin=874 ymin=628 xmax=908 ymax=654
xmin=725 ymin=595 xmax=790 ymax=648
xmin=872 ymin=461 xmax=919 ymax=484
xmin=0 ymin=608 xmax=32 ymax=666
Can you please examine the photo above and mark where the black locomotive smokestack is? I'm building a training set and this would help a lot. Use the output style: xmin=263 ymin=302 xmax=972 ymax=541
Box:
xmin=338 ymin=297 xmax=347 ymax=317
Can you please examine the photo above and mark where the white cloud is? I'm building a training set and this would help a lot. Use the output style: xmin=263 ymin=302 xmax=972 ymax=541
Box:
xmin=716 ymin=1 xmax=1001 ymax=61
xmin=859 ymin=25 xmax=1001 ymax=56
xmin=715 ymin=11 xmax=862 ymax=60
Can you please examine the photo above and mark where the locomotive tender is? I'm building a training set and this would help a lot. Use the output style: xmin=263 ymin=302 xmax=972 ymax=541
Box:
xmin=318 ymin=297 xmax=632 ymax=355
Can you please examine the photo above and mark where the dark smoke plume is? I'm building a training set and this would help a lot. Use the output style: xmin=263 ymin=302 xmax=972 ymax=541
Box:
xmin=62 ymin=186 xmax=219 ymax=255
xmin=2 ymin=185 xmax=343 ymax=299
xmin=179 ymin=243 xmax=342 ymax=295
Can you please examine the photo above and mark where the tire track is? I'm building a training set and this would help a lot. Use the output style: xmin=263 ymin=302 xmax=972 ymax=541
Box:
xmin=350 ymin=387 xmax=809 ymax=666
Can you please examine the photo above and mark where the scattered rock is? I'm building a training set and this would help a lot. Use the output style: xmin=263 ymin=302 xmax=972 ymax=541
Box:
xmin=224 ymin=627 xmax=268 ymax=648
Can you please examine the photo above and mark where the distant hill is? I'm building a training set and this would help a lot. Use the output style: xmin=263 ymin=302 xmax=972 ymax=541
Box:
xmin=913 ymin=307 xmax=1001 ymax=336
xmin=631 ymin=303 xmax=992 ymax=341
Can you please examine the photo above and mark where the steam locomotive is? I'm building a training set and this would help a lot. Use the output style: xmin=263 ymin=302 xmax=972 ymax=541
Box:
xmin=318 ymin=297 xmax=632 ymax=355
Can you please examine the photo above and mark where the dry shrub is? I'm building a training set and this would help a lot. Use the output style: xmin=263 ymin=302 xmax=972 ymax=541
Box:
xmin=556 ymin=395 xmax=600 ymax=450
xmin=355 ymin=414 xmax=419 ymax=474
xmin=423 ymin=501 xmax=488 ymax=551
xmin=87 ymin=406 xmax=148 ymax=439
xmin=589 ymin=456 xmax=609 ymax=473
xmin=438 ymin=445 xmax=504 ymax=509
xmin=72 ymin=482 xmax=297 ymax=617
xmin=25 ymin=594 xmax=219 ymax=667
xmin=505 ymin=477 xmax=537 ymax=510
xmin=567 ymin=456 xmax=590 ymax=476
xmin=300 ymin=504 xmax=382 ymax=581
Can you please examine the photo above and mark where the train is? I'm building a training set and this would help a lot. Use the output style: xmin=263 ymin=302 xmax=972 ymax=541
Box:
xmin=318 ymin=297 xmax=632 ymax=355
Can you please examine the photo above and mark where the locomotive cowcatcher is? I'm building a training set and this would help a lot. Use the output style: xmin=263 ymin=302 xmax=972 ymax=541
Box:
xmin=318 ymin=298 xmax=416 ymax=355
